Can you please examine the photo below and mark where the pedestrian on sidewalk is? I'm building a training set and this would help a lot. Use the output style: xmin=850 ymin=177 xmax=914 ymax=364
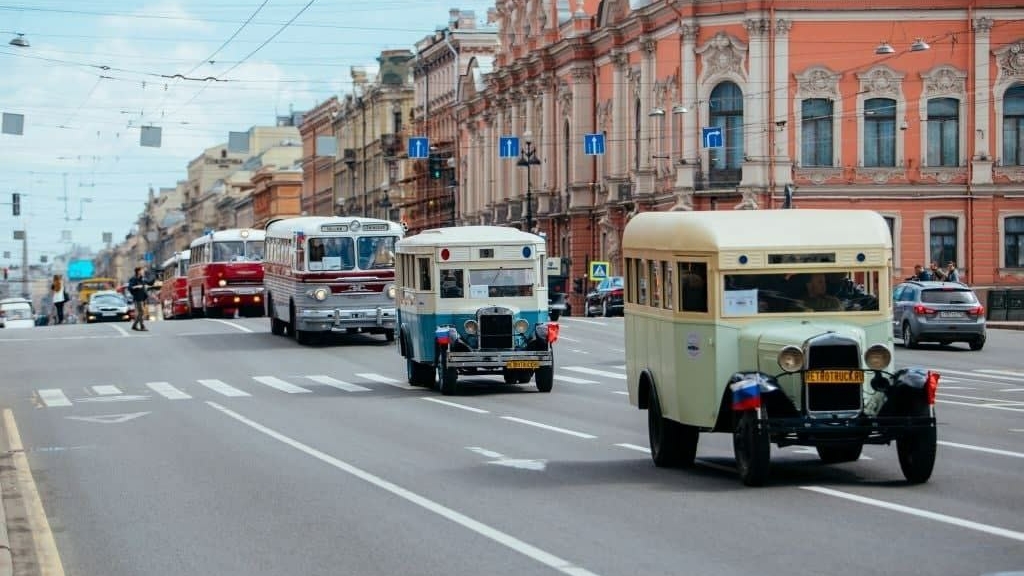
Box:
xmin=128 ymin=267 xmax=150 ymax=331
xmin=945 ymin=261 xmax=961 ymax=283
xmin=50 ymin=274 xmax=67 ymax=324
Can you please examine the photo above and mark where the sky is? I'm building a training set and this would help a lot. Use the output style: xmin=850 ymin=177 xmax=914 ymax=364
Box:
xmin=0 ymin=0 xmax=496 ymax=269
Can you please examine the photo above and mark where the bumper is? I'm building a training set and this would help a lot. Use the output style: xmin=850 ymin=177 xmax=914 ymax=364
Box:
xmin=207 ymin=288 xmax=264 ymax=309
xmin=447 ymin=349 xmax=554 ymax=370
xmin=764 ymin=414 xmax=936 ymax=447
xmin=87 ymin=311 xmax=131 ymax=322
xmin=915 ymin=322 xmax=986 ymax=340
xmin=296 ymin=306 xmax=397 ymax=332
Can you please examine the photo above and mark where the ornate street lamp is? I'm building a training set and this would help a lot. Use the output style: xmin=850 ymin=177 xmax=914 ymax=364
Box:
xmin=516 ymin=130 xmax=541 ymax=233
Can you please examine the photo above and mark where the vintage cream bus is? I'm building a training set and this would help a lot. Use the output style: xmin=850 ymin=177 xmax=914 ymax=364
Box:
xmin=395 ymin=226 xmax=557 ymax=395
xmin=622 ymin=209 xmax=939 ymax=486
xmin=263 ymin=216 xmax=403 ymax=344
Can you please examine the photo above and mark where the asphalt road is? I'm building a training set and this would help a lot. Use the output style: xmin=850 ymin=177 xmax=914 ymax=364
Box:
xmin=1 ymin=316 xmax=1022 ymax=576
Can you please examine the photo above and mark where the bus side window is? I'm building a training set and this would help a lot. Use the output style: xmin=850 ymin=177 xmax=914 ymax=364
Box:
xmin=663 ymin=261 xmax=673 ymax=310
xmin=679 ymin=262 xmax=708 ymax=312
xmin=440 ymin=270 xmax=464 ymax=298
xmin=418 ymin=257 xmax=432 ymax=290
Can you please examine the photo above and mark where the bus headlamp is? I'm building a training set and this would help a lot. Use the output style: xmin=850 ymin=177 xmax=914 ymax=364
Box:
xmin=385 ymin=283 xmax=397 ymax=299
xmin=463 ymin=320 xmax=478 ymax=335
xmin=777 ymin=346 xmax=804 ymax=373
xmin=864 ymin=345 xmax=891 ymax=370
xmin=218 ymin=279 xmax=227 ymax=287
xmin=514 ymin=319 xmax=529 ymax=334
xmin=309 ymin=287 xmax=330 ymax=301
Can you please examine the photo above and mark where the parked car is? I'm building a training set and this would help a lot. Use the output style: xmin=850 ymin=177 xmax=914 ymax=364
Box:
xmin=584 ymin=276 xmax=624 ymax=317
xmin=548 ymin=292 xmax=571 ymax=320
xmin=893 ymin=280 xmax=986 ymax=350
xmin=0 ymin=297 xmax=35 ymax=329
xmin=85 ymin=290 xmax=132 ymax=323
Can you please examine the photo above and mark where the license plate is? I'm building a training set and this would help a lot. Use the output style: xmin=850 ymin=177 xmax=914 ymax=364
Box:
xmin=506 ymin=360 xmax=540 ymax=369
xmin=102 ymin=312 xmax=117 ymax=316
xmin=938 ymin=311 xmax=964 ymax=318
xmin=805 ymin=369 xmax=863 ymax=384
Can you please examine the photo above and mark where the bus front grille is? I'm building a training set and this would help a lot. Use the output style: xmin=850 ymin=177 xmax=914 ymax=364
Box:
xmin=805 ymin=341 xmax=862 ymax=413
xmin=479 ymin=313 xmax=513 ymax=349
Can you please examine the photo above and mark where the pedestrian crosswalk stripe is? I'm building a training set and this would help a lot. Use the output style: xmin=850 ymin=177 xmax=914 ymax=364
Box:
xmin=252 ymin=376 xmax=312 ymax=394
xmin=197 ymin=379 xmax=251 ymax=397
xmin=554 ymin=375 xmax=599 ymax=385
xmin=93 ymin=385 xmax=122 ymax=395
xmin=39 ymin=389 xmax=72 ymax=407
xmin=356 ymin=372 xmax=416 ymax=390
xmin=613 ymin=365 xmax=626 ymax=370
xmin=305 ymin=375 xmax=371 ymax=393
xmin=146 ymin=382 xmax=191 ymax=400
xmin=563 ymin=366 xmax=627 ymax=380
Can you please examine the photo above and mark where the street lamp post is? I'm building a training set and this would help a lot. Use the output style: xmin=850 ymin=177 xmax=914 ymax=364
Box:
xmin=516 ymin=130 xmax=541 ymax=233
xmin=447 ymin=157 xmax=457 ymax=227
xmin=343 ymin=150 xmax=356 ymax=217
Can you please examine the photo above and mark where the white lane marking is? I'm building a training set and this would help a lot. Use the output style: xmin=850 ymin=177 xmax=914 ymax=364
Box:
xmin=610 ymin=348 xmax=625 ymax=353
xmin=1000 ymin=388 xmax=1024 ymax=393
xmin=75 ymin=395 xmax=149 ymax=403
xmin=939 ymin=386 xmax=976 ymax=390
xmin=109 ymin=324 xmax=131 ymax=336
xmin=568 ymin=349 xmax=591 ymax=355
xmin=356 ymin=372 xmax=416 ymax=390
xmin=197 ymin=379 xmax=251 ymax=397
xmin=939 ymin=392 xmax=1024 ymax=403
xmin=801 ymin=486 xmax=1024 ymax=543
xmin=557 ymin=335 xmax=581 ymax=343
xmin=613 ymin=365 xmax=626 ymax=370
xmin=1010 ymin=429 xmax=1024 ymax=433
xmin=146 ymin=382 xmax=191 ymax=400
xmin=500 ymin=416 xmax=597 ymax=439
xmin=38 ymin=389 xmax=72 ymax=408
xmin=207 ymin=402 xmax=601 ymax=576
xmin=0 ymin=335 xmax=135 ymax=342
xmin=976 ymin=369 xmax=1024 ymax=381
xmin=92 ymin=385 xmax=122 ymax=396
xmin=466 ymin=446 xmax=504 ymax=458
xmin=611 ymin=391 xmax=629 ymax=396
xmin=252 ymin=376 xmax=311 ymax=394
xmin=614 ymin=443 xmax=650 ymax=454
xmin=305 ymin=375 xmax=371 ymax=393
xmin=205 ymin=318 xmax=253 ymax=333
xmin=936 ymin=368 xmax=1024 ymax=383
xmin=422 ymin=398 xmax=489 ymax=413
xmin=563 ymin=366 xmax=627 ymax=380
xmin=561 ymin=318 xmax=608 ymax=326
xmin=938 ymin=441 xmax=1024 ymax=459
xmin=554 ymin=375 xmax=599 ymax=385
xmin=938 ymin=399 xmax=1024 ymax=412
xmin=66 ymin=412 xmax=150 ymax=424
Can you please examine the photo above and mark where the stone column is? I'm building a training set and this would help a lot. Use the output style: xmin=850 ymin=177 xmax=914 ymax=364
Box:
xmin=483 ymin=111 xmax=495 ymax=221
xmin=541 ymin=74 xmax=556 ymax=194
xmin=673 ymin=22 xmax=699 ymax=205
xmin=741 ymin=17 xmax=770 ymax=188
xmin=494 ymin=98 xmax=508 ymax=212
xmin=773 ymin=19 xmax=793 ymax=186
xmin=972 ymin=16 xmax=993 ymax=185
xmin=610 ymin=50 xmax=630 ymax=180
xmin=570 ymin=66 xmax=595 ymax=210
xmin=508 ymin=90 xmax=522 ymax=205
xmin=638 ymin=36 xmax=657 ymax=173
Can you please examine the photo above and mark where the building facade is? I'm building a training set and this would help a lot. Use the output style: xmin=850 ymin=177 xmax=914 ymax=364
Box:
xmin=299 ymin=96 xmax=341 ymax=216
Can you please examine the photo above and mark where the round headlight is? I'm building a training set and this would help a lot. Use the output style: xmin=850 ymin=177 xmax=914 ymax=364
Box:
xmin=864 ymin=344 xmax=892 ymax=370
xmin=312 ymin=287 xmax=330 ymax=301
xmin=514 ymin=319 xmax=529 ymax=334
xmin=218 ymin=279 xmax=227 ymax=287
xmin=463 ymin=319 xmax=478 ymax=335
xmin=386 ymin=284 xmax=397 ymax=299
xmin=777 ymin=346 xmax=804 ymax=373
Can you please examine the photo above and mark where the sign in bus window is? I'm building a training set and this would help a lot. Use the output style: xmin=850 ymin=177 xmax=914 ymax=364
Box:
xmin=469 ymin=268 xmax=534 ymax=297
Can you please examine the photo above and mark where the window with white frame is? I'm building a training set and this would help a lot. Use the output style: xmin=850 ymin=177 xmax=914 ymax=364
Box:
xmin=1003 ymin=84 xmax=1024 ymax=166
xmin=1005 ymin=216 xmax=1024 ymax=268
xmin=865 ymin=98 xmax=896 ymax=167
xmin=801 ymin=98 xmax=833 ymax=167
xmin=929 ymin=217 xmax=957 ymax=267
xmin=927 ymin=98 xmax=959 ymax=167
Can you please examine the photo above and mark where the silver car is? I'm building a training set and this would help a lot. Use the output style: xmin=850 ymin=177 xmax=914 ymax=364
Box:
xmin=893 ymin=281 xmax=986 ymax=350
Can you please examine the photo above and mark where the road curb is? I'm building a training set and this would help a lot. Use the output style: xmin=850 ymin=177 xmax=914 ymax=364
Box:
xmin=988 ymin=323 xmax=1024 ymax=331
xmin=0 ymin=481 xmax=12 ymax=576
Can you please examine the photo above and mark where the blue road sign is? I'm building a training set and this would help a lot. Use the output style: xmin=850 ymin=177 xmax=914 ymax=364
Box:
xmin=408 ymin=136 xmax=430 ymax=159
xmin=499 ymin=136 xmax=520 ymax=159
xmin=584 ymin=133 xmax=605 ymax=156
xmin=702 ymin=126 xmax=724 ymax=149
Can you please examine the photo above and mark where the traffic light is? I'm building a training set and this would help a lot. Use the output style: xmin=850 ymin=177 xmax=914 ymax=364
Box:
xmin=428 ymin=156 xmax=442 ymax=180
xmin=12 ymin=193 xmax=20 ymax=216
xmin=573 ymin=276 xmax=584 ymax=294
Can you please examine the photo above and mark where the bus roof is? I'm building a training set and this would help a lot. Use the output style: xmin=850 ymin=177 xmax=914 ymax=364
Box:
xmin=397 ymin=226 xmax=544 ymax=249
xmin=623 ymin=210 xmax=892 ymax=253
xmin=265 ymin=216 xmax=403 ymax=237
xmin=159 ymin=249 xmax=190 ymax=269
xmin=189 ymin=228 xmax=265 ymax=248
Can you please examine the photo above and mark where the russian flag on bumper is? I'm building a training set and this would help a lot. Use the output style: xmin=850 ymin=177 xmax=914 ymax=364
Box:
xmin=730 ymin=379 xmax=761 ymax=411
xmin=435 ymin=327 xmax=450 ymax=345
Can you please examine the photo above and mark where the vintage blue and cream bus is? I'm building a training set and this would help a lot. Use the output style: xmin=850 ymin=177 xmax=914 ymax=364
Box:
xmin=263 ymin=216 xmax=403 ymax=344
xmin=395 ymin=226 xmax=558 ymax=395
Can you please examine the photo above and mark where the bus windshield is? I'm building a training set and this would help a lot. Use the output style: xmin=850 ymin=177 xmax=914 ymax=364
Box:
xmin=308 ymin=237 xmax=355 ymax=271
xmin=214 ymin=241 xmax=264 ymax=262
xmin=357 ymin=236 xmax=397 ymax=269
xmin=722 ymin=270 xmax=880 ymax=314
xmin=469 ymin=268 xmax=535 ymax=297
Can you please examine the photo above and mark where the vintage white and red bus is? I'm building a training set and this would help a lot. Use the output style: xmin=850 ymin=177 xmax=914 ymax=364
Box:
xmin=187 ymin=228 xmax=266 ymax=318
xmin=263 ymin=216 xmax=403 ymax=344
xmin=158 ymin=249 xmax=190 ymax=319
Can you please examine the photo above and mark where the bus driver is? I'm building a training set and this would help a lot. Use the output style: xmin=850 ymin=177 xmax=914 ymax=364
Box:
xmin=801 ymin=273 xmax=843 ymax=312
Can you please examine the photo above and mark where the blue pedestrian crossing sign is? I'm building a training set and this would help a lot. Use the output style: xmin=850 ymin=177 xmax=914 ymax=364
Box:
xmin=589 ymin=261 xmax=610 ymax=281
xmin=584 ymin=133 xmax=605 ymax=156
xmin=702 ymin=127 xmax=724 ymax=149
xmin=408 ymin=136 xmax=430 ymax=159
xmin=499 ymin=136 xmax=520 ymax=159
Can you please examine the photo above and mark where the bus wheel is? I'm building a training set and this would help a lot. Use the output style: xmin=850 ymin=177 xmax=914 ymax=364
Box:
xmin=648 ymin=385 xmax=696 ymax=467
xmin=436 ymin=351 xmax=459 ymax=395
xmin=897 ymin=425 xmax=936 ymax=484
xmin=268 ymin=299 xmax=285 ymax=336
xmin=407 ymin=357 xmax=434 ymax=386
xmin=535 ymin=366 xmax=553 ymax=393
xmin=385 ymin=329 xmax=396 ymax=343
xmin=733 ymin=410 xmax=771 ymax=486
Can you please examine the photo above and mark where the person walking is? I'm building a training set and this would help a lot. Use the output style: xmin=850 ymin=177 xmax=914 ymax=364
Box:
xmin=50 ymin=274 xmax=68 ymax=324
xmin=128 ymin=267 xmax=150 ymax=331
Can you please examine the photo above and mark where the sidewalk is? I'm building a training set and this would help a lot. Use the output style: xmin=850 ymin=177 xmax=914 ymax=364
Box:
xmin=988 ymin=321 xmax=1024 ymax=331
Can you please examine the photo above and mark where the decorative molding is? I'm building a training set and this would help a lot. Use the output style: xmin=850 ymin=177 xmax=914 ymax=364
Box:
xmin=641 ymin=37 xmax=657 ymax=55
xmin=744 ymin=18 xmax=769 ymax=37
xmin=994 ymin=166 xmax=1024 ymax=182
xmin=973 ymin=16 xmax=994 ymax=34
xmin=611 ymin=50 xmax=630 ymax=70
xmin=920 ymin=167 xmax=967 ymax=184
xmin=558 ymin=81 xmax=573 ymax=120
xmin=857 ymin=65 xmax=906 ymax=97
xmin=775 ymin=18 xmax=792 ymax=36
xmin=571 ymin=66 xmax=593 ymax=84
xmin=995 ymin=39 xmax=1024 ymax=81
xmin=695 ymin=32 xmax=748 ymax=83
xmin=597 ymin=100 xmax=613 ymax=133
xmin=795 ymin=66 xmax=841 ymax=99
xmin=920 ymin=65 xmax=967 ymax=97
xmin=680 ymin=23 xmax=699 ymax=42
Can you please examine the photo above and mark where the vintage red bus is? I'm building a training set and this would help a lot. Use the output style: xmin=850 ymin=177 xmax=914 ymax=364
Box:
xmin=187 ymin=228 xmax=265 ymax=318
xmin=158 ymin=249 xmax=190 ymax=319
xmin=263 ymin=216 xmax=403 ymax=344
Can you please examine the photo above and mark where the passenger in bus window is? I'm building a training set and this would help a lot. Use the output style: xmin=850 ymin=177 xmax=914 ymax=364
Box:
xmin=368 ymin=239 xmax=395 ymax=268
xmin=309 ymin=239 xmax=326 ymax=262
xmin=441 ymin=270 xmax=463 ymax=298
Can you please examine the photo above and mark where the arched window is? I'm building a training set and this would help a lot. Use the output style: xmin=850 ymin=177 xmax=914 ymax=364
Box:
xmin=864 ymin=98 xmax=896 ymax=167
xmin=1003 ymin=84 xmax=1024 ymax=166
xmin=634 ymin=99 xmax=642 ymax=172
xmin=801 ymin=98 xmax=833 ymax=167
xmin=709 ymin=82 xmax=743 ymax=187
xmin=927 ymin=97 xmax=959 ymax=166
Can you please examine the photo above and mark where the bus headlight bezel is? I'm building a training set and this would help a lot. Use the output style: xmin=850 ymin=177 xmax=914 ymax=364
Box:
xmin=308 ymin=287 xmax=330 ymax=302
xmin=514 ymin=319 xmax=529 ymax=334
xmin=864 ymin=344 xmax=892 ymax=371
xmin=218 ymin=279 xmax=227 ymax=287
xmin=463 ymin=320 xmax=478 ymax=335
xmin=777 ymin=345 xmax=805 ymax=373
xmin=385 ymin=283 xmax=397 ymax=299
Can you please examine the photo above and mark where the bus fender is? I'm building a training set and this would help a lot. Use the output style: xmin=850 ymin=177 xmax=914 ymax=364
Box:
xmin=637 ymin=369 xmax=655 ymax=410
xmin=398 ymin=324 xmax=412 ymax=358
xmin=711 ymin=372 xmax=796 ymax=432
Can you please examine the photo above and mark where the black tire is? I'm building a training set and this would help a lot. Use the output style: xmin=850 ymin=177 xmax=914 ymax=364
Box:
xmin=733 ymin=410 xmax=771 ymax=486
xmin=385 ymin=329 xmax=396 ymax=343
xmin=535 ymin=365 xmax=553 ymax=393
xmin=816 ymin=443 xmax=864 ymax=464
xmin=503 ymin=370 xmax=518 ymax=385
xmin=189 ymin=290 xmax=201 ymax=318
xmin=602 ymin=299 xmax=610 ymax=317
xmin=549 ymin=310 xmax=561 ymax=321
xmin=969 ymin=337 xmax=985 ymax=351
xmin=648 ymin=385 xmax=698 ymax=467
xmin=268 ymin=298 xmax=285 ymax=335
xmin=897 ymin=426 xmax=937 ymax=484
xmin=407 ymin=355 xmax=434 ymax=386
xmin=289 ymin=303 xmax=310 ymax=344
xmin=436 ymin=350 xmax=459 ymax=395
xmin=902 ymin=322 xmax=918 ymax=349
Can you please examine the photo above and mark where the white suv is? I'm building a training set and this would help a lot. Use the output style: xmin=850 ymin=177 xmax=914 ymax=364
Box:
xmin=0 ymin=297 xmax=36 ymax=329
